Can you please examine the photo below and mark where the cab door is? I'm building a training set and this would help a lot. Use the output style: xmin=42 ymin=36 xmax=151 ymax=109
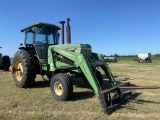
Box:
xmin=34 ymin=34 xmax=48 ymax=64
xmin=33 ymin=27 xmax=56 ymax=64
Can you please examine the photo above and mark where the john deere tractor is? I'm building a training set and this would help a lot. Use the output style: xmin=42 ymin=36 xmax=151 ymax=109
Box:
xmin=11 ymin=18 xmax=159 ymax=114
xmin=0 ymin=47 xmax=10 ymax=71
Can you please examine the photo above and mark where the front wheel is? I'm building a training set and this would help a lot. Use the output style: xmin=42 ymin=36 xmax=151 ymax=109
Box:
xmin=50 ymin=73 xmax=73 ymax=101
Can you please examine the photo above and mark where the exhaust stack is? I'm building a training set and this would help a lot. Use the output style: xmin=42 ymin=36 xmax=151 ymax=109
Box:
xmin=59 ymin=21 xmax=66 ymax=44
xmin=66 ymin=18 xmax=71 ymax=44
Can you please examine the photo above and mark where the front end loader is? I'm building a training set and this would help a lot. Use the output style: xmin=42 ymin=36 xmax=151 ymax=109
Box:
xmin=10 ymin=18 xmax=159 ymax=114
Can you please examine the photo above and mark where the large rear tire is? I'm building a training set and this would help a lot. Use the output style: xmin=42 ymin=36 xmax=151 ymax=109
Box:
xmin=50 ymin=73 xmax=73 ymax=101
xmin=12 ymin=51 xmax=36 ymax=88
xmin=2 ymin=55 xmax=10 ymax=71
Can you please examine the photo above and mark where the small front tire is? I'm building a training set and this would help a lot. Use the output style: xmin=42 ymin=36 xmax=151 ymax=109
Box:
xmin=50 ymin=73 xmax=73 ymax=101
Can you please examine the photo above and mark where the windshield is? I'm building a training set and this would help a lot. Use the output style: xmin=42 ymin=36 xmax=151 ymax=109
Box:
xmin=35 ymin=27 xmax=59 ymax=45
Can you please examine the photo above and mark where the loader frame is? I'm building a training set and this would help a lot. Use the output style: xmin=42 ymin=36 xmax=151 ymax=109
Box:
xmin=43 ymin=47 xmax=132 ymax=114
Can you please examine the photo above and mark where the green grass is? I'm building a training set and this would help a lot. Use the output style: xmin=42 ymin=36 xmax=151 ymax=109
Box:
xmin=0 ymin=61 xmax=160 ymax=120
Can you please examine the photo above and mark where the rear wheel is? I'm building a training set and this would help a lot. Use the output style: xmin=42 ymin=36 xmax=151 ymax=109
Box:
xmin=50 ymin=73 xmax=73 ymax=101
xmin=2 ymin=55 xmax=10 ymax=71
xmin=12 ymin=51 xmax=36 ymax=88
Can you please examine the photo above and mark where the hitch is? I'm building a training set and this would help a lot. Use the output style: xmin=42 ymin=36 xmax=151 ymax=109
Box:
xmin=9 ymin=66 xmax=20 ymax=74
xmin=99 ymin=82 xmax=160 ymax=115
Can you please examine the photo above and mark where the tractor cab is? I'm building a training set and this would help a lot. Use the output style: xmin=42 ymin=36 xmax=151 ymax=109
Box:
xmin=21 ymin=22 xmax=60 ymax=64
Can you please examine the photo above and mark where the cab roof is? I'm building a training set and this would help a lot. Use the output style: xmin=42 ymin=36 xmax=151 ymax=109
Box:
xmin=21 ymin=22 xmax=61 ymax=32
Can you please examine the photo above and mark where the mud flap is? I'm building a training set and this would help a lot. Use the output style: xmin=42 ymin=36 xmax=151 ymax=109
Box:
xmin=99 ymin=82 xmax=132 ymax=114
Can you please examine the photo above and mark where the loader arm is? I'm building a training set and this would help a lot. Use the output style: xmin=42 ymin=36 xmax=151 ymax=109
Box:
xmin=48 ymin=47 xmax=119 ymax=94
xmin=91 ymin=53 xmax=117 ymax=86
xmin=48 ymin=48 xmax=131 ymax=114
xmin=49 ymin=47 xmax=101 ymax=94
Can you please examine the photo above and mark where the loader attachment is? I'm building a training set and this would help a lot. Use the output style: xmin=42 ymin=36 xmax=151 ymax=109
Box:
xmin=99 ymin=82 xmax=160 ymax=114
xmin=99 ymin=82 xmax=131 ymax=114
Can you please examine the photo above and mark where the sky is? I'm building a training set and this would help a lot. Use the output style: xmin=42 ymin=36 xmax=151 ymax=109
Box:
xmin=0 ymin=0 xmax=160 ymax=57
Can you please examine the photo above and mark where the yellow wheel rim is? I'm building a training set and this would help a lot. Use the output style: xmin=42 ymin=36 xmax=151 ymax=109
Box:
xmin=54 ymin=81 xmax=63 ymax=96
xmin=15 ymin=60 xmax=23 ymax=81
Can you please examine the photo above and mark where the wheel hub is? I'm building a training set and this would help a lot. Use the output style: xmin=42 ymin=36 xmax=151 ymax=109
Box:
xmin=15 ymin=60 xmax=23 ymax=81
xmin=54 ymin=81 xmax=63 ymax=96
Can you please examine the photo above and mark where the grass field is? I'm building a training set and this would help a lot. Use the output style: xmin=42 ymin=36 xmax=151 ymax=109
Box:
xmin=0 ymin=60 xmax=160 ymax=120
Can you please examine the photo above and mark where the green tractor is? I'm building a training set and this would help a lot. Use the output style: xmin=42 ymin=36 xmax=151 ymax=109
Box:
xmin=11 ymin=18 xmax=159 ymax=114
xmin=0 ymin=47 xmax=10 ymax=71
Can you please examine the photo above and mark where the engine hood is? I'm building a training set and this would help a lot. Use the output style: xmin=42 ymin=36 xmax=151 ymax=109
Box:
xmin=49 ymin=43 xmax=92 ymax=53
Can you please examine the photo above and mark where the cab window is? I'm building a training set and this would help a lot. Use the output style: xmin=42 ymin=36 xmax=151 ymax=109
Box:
xmin=25 ymin=32 xmax=33 ymax=44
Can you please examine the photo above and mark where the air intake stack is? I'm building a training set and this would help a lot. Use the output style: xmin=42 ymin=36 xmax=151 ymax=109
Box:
xmin=66 ymin=18 xmax=71 ymax=44
xmin=59 ymin=21 xmax=66 ymax=44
